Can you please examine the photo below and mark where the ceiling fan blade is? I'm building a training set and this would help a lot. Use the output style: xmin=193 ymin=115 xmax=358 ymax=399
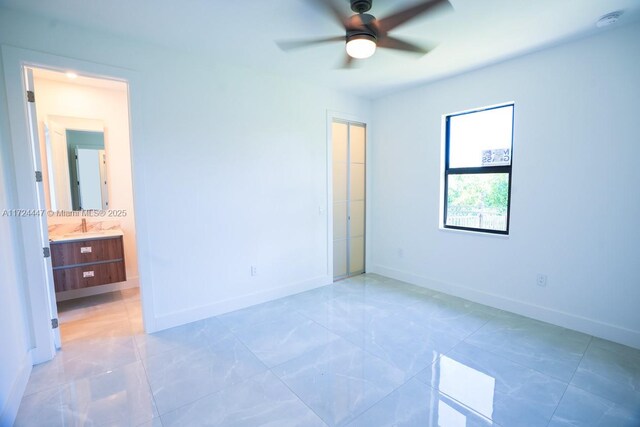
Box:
xmin=377 ymin=36 xmax=431 ymax=54
xmin=276 ymin=36 xmax=345 ymax=51
xmin=307 ymin=0 xmax=349 ymax=29
xmin=377 ymin=0 xmax=452 ymax=33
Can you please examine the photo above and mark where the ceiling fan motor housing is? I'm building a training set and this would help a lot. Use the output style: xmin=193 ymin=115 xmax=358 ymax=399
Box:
xmin=346 ymin=13 xmax=378 ymax=39
xmin=351 ymin=0 xmax=372 ymax=13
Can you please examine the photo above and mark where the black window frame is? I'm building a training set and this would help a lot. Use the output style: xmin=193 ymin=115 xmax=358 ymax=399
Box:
xmin=443 ymin=103 xmax=514 ymax=235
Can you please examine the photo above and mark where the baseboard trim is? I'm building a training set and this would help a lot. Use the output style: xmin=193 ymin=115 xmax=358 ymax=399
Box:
xmin=152 ymin=275 xmax=333 ymax=332
xmin=0 ymin=352 xmax=31 ymax=427
xmin=55 ymin=277 xmax=139 ymax=301
xmin=369 ymin=264 xmax=640 ymax=350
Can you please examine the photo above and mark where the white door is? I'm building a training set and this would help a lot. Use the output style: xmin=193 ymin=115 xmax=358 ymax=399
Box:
xmin=332 ymin=120 xmax=366 ymax=280
xmin=25 ymin=68 xmax=61 ymax=349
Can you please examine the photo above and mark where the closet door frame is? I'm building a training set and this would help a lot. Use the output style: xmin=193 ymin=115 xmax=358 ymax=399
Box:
xmin=328 ymin=113 xmax=367 ymax=281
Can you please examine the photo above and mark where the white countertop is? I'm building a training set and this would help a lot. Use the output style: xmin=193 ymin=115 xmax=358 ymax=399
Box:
xmin=49 ymin=229 xmax=124 ymax=243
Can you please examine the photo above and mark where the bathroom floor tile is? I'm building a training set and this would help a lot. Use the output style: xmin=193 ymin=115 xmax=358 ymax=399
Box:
xmin=161 ymin=371 xmax=326 ymax=427
xmin=120 ymin=287 xmax=141 ymax=300
xmin=57 ymin=288 xmax=143 ymax=344
xmin=61 ymin=316 xmax=134 ymax=342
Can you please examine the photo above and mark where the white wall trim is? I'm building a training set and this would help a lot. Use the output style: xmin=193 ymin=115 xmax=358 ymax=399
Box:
xmin=369 ymin=263 xmax=640 ymax=350
xmin=0 ymin=352 xmax=31 ymax=427
xmin=152 ymin=275 xmax=332 ymax=331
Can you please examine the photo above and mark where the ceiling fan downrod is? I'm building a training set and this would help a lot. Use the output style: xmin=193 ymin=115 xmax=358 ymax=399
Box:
xmin=350 ymin=0 xmax=372 ymax=13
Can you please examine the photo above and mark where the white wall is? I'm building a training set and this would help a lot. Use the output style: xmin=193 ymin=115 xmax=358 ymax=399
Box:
xmin=32 ymin=77 xmax=139 ymax=281
xmin=0 ymin=7 xmax=369 ymax=335
xmin=369 ymin=22 xmax=640 ymax=349
xmin=0 ymin=55 xmax=32 ymax=425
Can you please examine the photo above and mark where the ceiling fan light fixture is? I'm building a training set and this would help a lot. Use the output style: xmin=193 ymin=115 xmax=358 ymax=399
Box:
xmin=346 ymin=34 xmax=377 ymax=59
xmin=596 ymin=11 xmax=623 ymax=28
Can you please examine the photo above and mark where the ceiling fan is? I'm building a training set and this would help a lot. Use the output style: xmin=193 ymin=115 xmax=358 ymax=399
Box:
xmin=277 ymin=0 xmax=452 ymax=67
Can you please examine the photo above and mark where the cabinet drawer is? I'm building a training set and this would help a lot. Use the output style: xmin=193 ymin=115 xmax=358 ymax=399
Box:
xmin=53 ymin=261 xmax=126 ymax=292
xmin=51 ymin=236 xmax=124 ymax=267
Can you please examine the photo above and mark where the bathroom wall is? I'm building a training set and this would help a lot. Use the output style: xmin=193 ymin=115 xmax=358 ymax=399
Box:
xmin=32 ymin=76 xmax=139 ymax=283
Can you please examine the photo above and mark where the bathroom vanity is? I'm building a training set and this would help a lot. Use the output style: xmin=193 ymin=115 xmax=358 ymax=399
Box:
xmin=50 ymin=230 xmax=126 ymax=292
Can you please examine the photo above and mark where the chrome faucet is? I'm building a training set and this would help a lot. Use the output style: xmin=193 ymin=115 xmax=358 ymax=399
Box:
xmin=81 ymin=218 xmax=87 ymax=233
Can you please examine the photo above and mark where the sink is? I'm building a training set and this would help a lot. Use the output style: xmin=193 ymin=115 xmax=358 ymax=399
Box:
xmin=49 ymin=229 xmax=124 ymax=242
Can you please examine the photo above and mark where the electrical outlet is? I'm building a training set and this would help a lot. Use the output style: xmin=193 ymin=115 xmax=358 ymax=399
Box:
xmin=536 ymin=274 xmax=547 ymax=287
xmin=251 ymin=266 xmax=257 ymax=276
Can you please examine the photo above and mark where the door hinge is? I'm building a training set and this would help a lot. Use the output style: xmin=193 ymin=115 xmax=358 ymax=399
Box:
xmin=43 ymin=247 xmax=51 ymax=258
xmin=27 ymin=90 xmax=35 ymax=103
xmin=51 ymin=318 xmax=59 ymax=329
xmin=35 ymin=171 xmax=43 ymax=182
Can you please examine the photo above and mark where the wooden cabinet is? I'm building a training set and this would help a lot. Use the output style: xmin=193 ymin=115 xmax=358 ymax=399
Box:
xmin=51 ymin=235 xmax=126 ymax=292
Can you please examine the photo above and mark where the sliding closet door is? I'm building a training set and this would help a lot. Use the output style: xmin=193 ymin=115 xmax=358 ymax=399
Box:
xmin=332 ymin=120 xmax=366 ymax=280
xmin=349 ymin=124 xmax=366 ymax=275
xmin=332 ymin=122 xmax=349 ymax=278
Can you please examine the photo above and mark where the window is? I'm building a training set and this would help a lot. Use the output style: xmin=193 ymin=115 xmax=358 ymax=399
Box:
xmin=443 ymin=104 xmax=514 ymax=234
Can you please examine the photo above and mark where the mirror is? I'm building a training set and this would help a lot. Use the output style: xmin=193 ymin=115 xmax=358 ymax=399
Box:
xmin=44 ymin=116 xmax=109 ymax=211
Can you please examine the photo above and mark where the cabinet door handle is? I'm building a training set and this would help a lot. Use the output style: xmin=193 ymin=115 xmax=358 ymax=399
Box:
xmin=83 ymin=271 xmax=95 ymax=278
xmin=80 ymin=246 xmax=92 ymax=254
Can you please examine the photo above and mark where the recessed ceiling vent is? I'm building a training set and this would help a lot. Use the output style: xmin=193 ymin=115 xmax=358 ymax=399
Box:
xmin=596 ymin=11 xmax=623 ymax=28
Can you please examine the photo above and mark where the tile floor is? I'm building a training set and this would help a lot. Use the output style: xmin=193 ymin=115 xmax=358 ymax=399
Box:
xmin=14 ymin=274 xmax=640 ymax=426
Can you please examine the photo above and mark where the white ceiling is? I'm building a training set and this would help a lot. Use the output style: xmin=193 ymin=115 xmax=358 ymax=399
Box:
xmin=2 ymin=0 xmax=639 ymax=98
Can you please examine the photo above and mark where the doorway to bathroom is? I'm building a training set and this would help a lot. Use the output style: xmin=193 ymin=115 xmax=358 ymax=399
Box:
xmin=332 ymin=119 xmax=366 ymax=281
xmin=30 ymin=66 xmax=142 ymax=347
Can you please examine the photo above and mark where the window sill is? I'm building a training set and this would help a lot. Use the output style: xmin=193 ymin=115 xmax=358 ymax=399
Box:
xmin=438 ymin=226 xmax=510 ymax=239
